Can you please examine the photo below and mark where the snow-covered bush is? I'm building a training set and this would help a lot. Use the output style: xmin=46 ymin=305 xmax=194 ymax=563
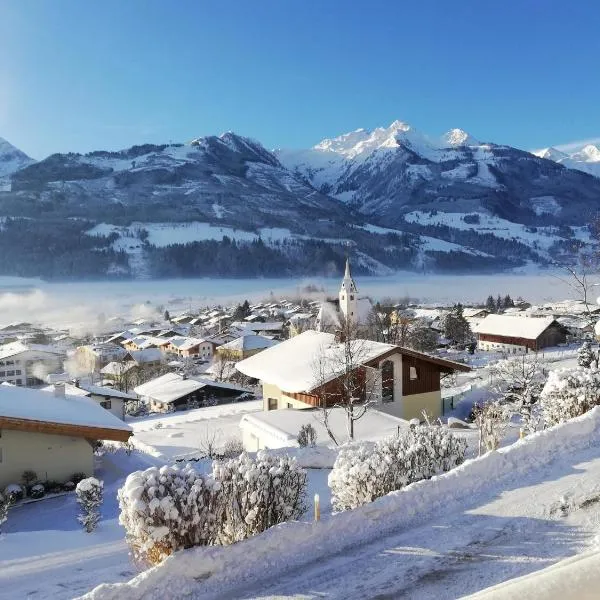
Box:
xmin=118 ymin=464 xmax=221 ymax=565
xmin=328 ymin=442 xmax=396 ymax=511
xmin=541 ymin=366 xmax=600 ymax=427
xmin=76 ymin=478 xmax=103 ymax=533
xmin=0 ymin=490 xmax=13 ymax=532
xmin=578 ymin=341 xmax=596 ymax=368
xmin=297 ymin=423 xmax=317 ymax=447
xmin=4 ymin=484 xmax=24 ymax=503
xmin=473 ymin=400 xmax=511 ymax=454
xmin=21 ymin=470 xmax=37 ymax=489
xmin=221 ymin=437 xmax=244 ymax=458
xmin=329 ymin=426 xmax=467 ymax=511
xmin=213 ymin=451 xmax=307 ymax=544
xmin=62 ymin=481 xmax=76 ymax=492
xmin=29 ymin=484 xmax=45 ymax=500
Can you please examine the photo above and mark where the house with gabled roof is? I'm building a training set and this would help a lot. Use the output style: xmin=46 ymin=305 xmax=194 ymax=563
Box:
xmin=0 ymin=385 xmax=131 ymax=489
xmin=474 ymin=314 xmax=568 ymax=353
xmin=236 ymin=330 xmax=470 ymax=421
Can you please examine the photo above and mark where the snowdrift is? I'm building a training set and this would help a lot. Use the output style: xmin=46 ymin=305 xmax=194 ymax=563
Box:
xmin=81 ymin=407 xmax=600 ymax=600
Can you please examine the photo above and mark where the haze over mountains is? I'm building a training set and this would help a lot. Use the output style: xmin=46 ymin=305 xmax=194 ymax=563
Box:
xmin=1 ymin=121 xmax=599 ymax=280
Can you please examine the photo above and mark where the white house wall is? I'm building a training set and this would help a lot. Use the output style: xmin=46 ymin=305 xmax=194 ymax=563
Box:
xmin=374 ymin=353 xmax=404 ymax=419
xmin=477 ymin=340 xmax=528 ymax=354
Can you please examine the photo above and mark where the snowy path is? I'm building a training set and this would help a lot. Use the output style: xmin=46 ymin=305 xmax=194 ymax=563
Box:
xmin=202 ymin=445 xmax=600 ymax=600
xmin=0 ymin=536 xmax=133 ymax=600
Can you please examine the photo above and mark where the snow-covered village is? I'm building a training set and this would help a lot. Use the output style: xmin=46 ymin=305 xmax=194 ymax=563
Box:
xmin=1 ymin=260 xmax=600 ymax=599
xmin=4 ymin=2 xmax=600 ymax=599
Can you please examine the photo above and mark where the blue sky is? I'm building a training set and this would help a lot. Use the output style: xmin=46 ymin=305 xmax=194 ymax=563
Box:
xmin=1 ymin=0 xmax=599 ymax=159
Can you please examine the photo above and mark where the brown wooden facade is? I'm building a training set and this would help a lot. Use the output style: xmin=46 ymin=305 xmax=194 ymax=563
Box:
xmin=0 ymin=416 xmax=132 ymax=442
xmin=478 ymin=322 xmax=567 ymax=352
xmin=280 ymin=350 xmax=467 ymax=408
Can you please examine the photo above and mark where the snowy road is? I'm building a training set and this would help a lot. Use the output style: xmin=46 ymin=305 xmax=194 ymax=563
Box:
xmin=204 ymin=445 xmax=600 ymax=600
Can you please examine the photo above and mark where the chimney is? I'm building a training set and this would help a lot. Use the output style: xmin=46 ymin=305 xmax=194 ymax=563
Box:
xmin=54 ymin=382 xmax=66 ymax=398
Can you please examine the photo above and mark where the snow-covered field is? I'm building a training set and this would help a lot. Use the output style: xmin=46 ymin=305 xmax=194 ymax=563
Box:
xmin=0 ymin=270 xmax=586 ymax=331
xmin=405 ymin=210 xmax=593 ymax=259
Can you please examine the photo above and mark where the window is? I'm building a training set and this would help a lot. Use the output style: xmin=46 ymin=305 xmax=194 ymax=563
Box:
xmin=0 ymin=361 xmax=4 ymax=366
xmin=6 ymin=371 xmax=14 ymax=377
xmin=287 ymin=402 xmax=293 ymax=409
xmin=350 ymin=295 xmax=354 ymax=300
xmin=409 ymin=366 xmax=418 ymax=380
xmin=381 ymin=360 xmax=394 ymax=403
xmin=100 ymin=400 xmax=112 ymax=409
xmin=15 ymin=370 xmax=21 ymax=375
xmin=16 ymin=379 xmax=22 ymax=385
xmin=341 ymin=295 xmax=345 ymax=301
xmin=14 ymin=360 xmax=20 ymax=365
xmin=267 ymin=397 xmax=278 ymax=411
xmin=0 ymin=372 xmax=4 ymax=377
xmin=6 ymin=360 xmax=13 ymax=366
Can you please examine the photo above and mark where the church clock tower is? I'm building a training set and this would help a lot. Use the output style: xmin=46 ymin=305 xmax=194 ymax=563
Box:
xmin=339 ymin=258 xmax=358 ymax=322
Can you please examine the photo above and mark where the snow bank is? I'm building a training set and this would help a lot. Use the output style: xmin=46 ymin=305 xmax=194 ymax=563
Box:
xmin=461 ymin=549 xmax=600 ymax=600
xmin=260 ymin=445 xmax=340 ymax=469
xmin=81 ymin=408 xmax=600 ymax=600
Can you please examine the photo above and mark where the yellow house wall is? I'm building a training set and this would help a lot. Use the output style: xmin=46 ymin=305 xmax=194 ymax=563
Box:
xmin=0 ymin=429 xmax=94 ymax=488
xmin=261 ymin=383 xmax=312 ymax=410
xmin=401 ymin=391 xmax=442 ymax=421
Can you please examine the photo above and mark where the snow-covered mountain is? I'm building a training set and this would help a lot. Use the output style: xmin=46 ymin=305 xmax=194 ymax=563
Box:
xmin=277 ymin=120 xmax=600 ymax=227
xmin=0 ymin=137 xmax=35 ymax=177
xmin=533 ymin=143 xmax=600 ymax=178
xmin=2 ymin=123 xmax=600 ymax=279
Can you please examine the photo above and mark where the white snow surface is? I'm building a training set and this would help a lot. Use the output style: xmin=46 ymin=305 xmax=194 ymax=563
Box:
xmin=474 ymin=314 xmax=557 ymax=340
xmin=82 ymin=406 xmax=600 ymax=600
xmin=0 ymin=385 xmax=131 ymax=432
xmin=235 ymin=330 xmax=396 ymax=393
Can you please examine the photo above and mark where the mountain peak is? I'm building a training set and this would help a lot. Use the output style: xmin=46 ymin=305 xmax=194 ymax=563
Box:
xmin=572 ymin=144 xmax=600 ymax=163
xmin=441 ymin=128 xmax=479 ymax=147
xmin=0 ymin=136 xmax=35 ymax=177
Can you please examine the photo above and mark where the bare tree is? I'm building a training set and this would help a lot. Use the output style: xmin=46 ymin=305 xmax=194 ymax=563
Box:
xmin=552 ymin=252 xmax=598 ymax=323
xmin=490 ymin=354 xmax=546 ymax=433
xmin=474 ymin=401 xmax=510 ymax=455
xmin=312 ymin=317 xmax=382 ymax=444
xmin=212 ymin=349 xmax=238 ymax=382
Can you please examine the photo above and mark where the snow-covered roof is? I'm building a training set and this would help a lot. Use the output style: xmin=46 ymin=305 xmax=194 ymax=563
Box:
xmin=231 ymin=321 xmax=285 ymax=332
xmin=236 ymin=330 xmax=397 ymax=394
xmin=219 ymin=334 xmax=278 ymax=352
xmin=129 ymin=348 xmax=163 ymax=363
xmin=100 ymin=361 xmax=136 ymax=376
xmin=77 ymin=383 xmax=137 ymax=400
xmin=0 ymin=386 xmax=132 ymax=433
xmin=474 ymin=314 xmax=558 ymax=340
xmin=134 ymin=372 xmax=204 ymax=402
xmin=0 ymin=341 xmax=64 ymax=360
xmin=133 ymin=373 xmax=249 ymax=404
xmin=240 ymin=408 xmax=409 ymax=448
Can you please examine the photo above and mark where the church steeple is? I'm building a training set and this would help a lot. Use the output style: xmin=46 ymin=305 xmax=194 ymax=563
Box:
xmin=339 ymin=258 xmax=358 ymax=322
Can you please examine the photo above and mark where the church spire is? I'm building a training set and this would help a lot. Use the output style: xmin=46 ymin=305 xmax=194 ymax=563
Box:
xmin=344 ymin=257 xmax=351 ymax=279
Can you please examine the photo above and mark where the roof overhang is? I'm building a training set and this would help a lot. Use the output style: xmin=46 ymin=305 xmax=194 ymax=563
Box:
xmin=0 ymin=416 xmax=132 ymax=442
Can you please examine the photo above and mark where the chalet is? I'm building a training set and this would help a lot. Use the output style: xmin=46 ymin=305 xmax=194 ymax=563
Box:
xmin=236 ymin=330 xmax=470 ymax=421
xmin=0 ymin=385 xmax=131 ymax=489
xmin=0 ymin=341 xmax=64 ymax=387
xmin=217 ymin=334 xmax=278 ymax=360
xmin=474 ymin=315 xmax=568 ymax=353
xmin=134 ymin=372 xmax=251 ymax=412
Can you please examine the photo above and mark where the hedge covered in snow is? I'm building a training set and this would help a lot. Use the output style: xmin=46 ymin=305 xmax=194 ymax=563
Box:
xmin=118 ymin=464 xmax=222 ymax=564
xmin=541 ymin=366 xmax=600 ymax=427
xmin=329 ymin=425 xmax=467 ymax=511
xmin=118 ymin=453 xmax=307 ymax=564
xmin=214 ymin=452 xmax=307 ymax=544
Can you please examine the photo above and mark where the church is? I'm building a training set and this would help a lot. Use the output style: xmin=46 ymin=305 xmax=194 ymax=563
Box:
xmin=315 ymin=259 xmax=373 ymax=332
